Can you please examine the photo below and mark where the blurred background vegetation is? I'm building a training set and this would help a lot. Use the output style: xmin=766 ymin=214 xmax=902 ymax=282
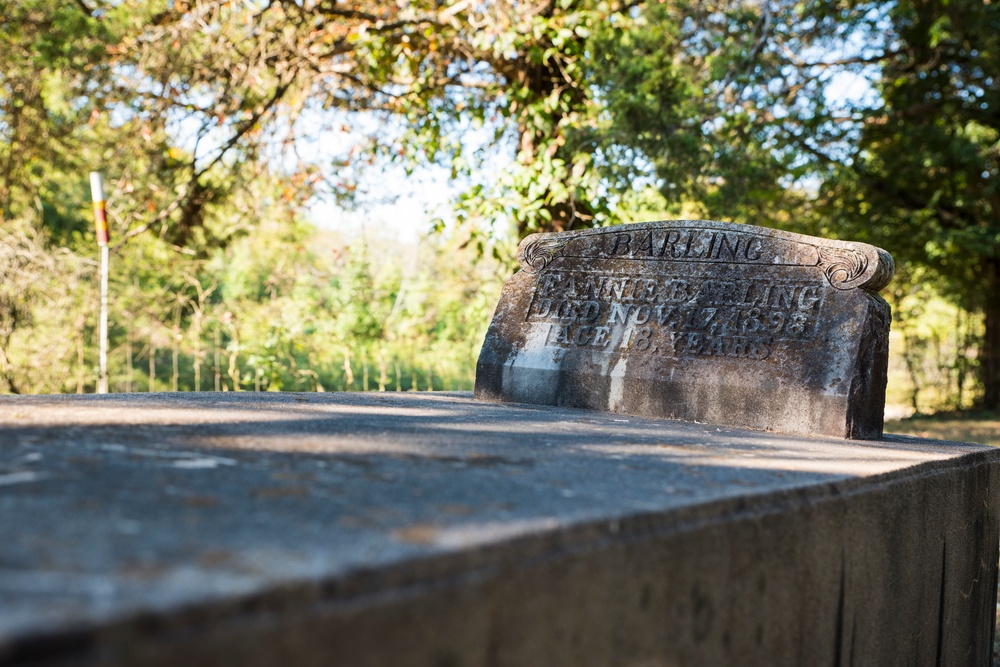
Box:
xmin=1 ymin=0 xmax=997 ymax=418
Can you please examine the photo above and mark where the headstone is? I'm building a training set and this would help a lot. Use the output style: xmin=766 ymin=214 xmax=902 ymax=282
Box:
xmin=475 ymin=219 xmax=894 ymax=439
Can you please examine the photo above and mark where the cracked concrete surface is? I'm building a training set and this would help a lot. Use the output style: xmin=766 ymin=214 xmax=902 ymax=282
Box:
xmin=1 ymin=392 xmax=997 ymax=666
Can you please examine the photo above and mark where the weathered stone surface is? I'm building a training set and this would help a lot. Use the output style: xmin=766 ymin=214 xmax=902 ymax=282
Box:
xmin=475 ymin=219 xmax=895 ymax=439
xmin=0 ymin=392 xmax=997 ymax=667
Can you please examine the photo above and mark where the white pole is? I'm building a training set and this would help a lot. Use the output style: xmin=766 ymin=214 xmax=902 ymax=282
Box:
xmin=98 ymin=244 xmax=109 ymax=394
xmin=90 ymin=172 xmax=109 ymax=394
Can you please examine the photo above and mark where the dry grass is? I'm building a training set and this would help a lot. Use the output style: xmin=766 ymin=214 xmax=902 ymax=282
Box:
xmin=885 ymin=411 xmax=1000 ymax=446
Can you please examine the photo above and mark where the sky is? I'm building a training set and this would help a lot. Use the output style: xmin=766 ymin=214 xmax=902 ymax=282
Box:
xmin=296 ymin=108 xmax=504 ymax=247
xmin=302 ymin=69 xmax=879 ymax=246
xmin=307 ymin=163 xmax=455 ymax=246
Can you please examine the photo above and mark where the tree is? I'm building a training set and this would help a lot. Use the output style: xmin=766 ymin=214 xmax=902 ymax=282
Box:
xmin=856 ymin=0 xmax=998 ymax=406
xmin=4 ymin=0 xmax=765 ymax=249
xmin=590 ymin=0 xmax=1000 ymax=408
xmin=5 ymin=0 xmax=997 ymax=406
xmin=110 ymin=0 xmax=598 ymax=238
xmin=785 ymin=0 xmax=1000 ymax=407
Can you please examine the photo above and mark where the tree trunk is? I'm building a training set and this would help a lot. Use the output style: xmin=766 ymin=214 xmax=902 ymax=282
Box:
xmin=377 ymin=349 xmax=387 ymax=392
xmin=172 ymin=304 xmax=180 ymax=392
xmin=172 ymin=343 xmax=179 ymax=392
xmin=149 ymin=343 xmax=156 ymax=393
xmin=343 ymin=349 xmax=354 ymax=390
xmin=76 ymin=325 xmax=86 ymax=394
xmin=192 ymin=313 xmax=202 ymax=392
xmin=955 ymin=307 xmax=965 ymax=409
xmin=902 ymin=330 xmax=921 ymax=414
xmin=126 ymin=325 xmax=133 ymax=393
xmin=214 ymin=325 xmax=222 ymax=391
xmin=982 ymin=258 xmax=1000 ymax=409
xmin=362 ymin=347 xmax=369 ymax=392
xmin=228 ymin=344 xmax=240 ymax=392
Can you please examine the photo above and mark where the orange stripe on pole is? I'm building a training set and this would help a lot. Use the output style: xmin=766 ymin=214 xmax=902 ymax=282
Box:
xmin=93 ymin=200 xmax=109 ymax=245
xmin=90 ymin=172 xmax=109 ymax=246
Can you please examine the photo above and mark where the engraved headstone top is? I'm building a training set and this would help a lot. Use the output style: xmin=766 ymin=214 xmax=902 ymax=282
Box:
xmin=475 ymin=220 xmax=894 ymax=439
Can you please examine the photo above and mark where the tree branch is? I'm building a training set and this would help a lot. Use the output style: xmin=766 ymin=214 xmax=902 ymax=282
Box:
xmin=73 ymin=0 xmax=94 ymax=17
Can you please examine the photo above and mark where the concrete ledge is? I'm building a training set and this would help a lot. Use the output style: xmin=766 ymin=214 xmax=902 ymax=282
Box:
xmin=1 ymin=392 xmax=998 ymax=666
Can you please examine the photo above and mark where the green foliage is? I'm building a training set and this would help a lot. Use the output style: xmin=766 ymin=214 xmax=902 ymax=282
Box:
xmin=796 ymin=0 xmax=1000 ymax=405
xmin=4 ymin=194 xmax=501 ymax=394
xmin=812 ymin=0 xmax=1000 ymax=304
xmin=885 ymin=265 xmax=983 ymax=413
xmin=2 ymin=0 xmax=998 ymax=411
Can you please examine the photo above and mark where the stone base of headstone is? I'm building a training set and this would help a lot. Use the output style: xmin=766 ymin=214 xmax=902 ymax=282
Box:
xmin=1 ymin=393 xmax=997 ymax=666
